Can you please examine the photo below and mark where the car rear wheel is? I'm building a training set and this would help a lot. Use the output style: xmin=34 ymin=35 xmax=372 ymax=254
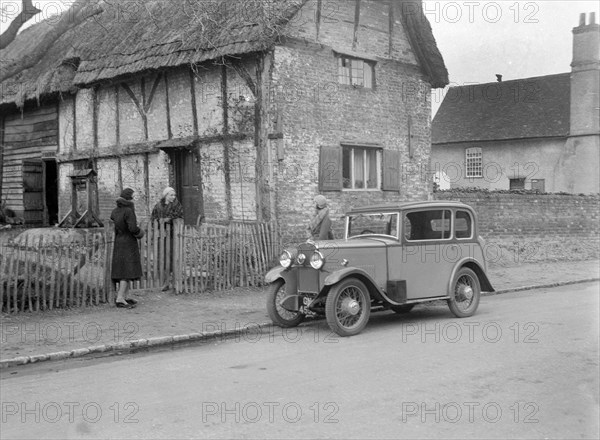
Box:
xmin=447 ymin=267 xmax=481 ymax=318
xmin=390 ymin=304 xmax=415 ymax=314
xmin=266 ymin=279 xmax=304 ymax=328
xmin=325 ymin=278 xmax=371 ymax=337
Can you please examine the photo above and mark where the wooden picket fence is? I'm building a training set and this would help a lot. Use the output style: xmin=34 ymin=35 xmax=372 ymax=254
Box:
xmin=0 ymin=230 xmax=108 ymax=314
xmin=0 ymin=220 xmax=280 ymax=314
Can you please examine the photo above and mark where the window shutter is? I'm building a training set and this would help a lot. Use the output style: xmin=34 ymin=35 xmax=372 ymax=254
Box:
xmin=319 ymin=145 xmax=342 ymax=191
xmin=382 ymin=149 xmax=400 ymax=191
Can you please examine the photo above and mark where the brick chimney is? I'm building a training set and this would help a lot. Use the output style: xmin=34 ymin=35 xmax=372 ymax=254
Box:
xmin=570 ymin=12 xmax=600 ymax=135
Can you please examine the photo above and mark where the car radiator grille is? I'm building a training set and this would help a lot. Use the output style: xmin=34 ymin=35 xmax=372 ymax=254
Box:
xmin=297 ymin=267 xmax=319 ymax=293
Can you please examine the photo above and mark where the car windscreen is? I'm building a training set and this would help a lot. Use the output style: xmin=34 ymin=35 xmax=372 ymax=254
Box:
xmin=347 ymin=213 xmax=399 ymax=238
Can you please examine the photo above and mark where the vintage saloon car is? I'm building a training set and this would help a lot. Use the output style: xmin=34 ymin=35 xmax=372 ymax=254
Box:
xmin=265 ymin=201 xmax=494 ymax=337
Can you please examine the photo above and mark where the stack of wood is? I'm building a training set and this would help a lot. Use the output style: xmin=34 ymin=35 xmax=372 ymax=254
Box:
xmin=0 ymin=200 xmax=24 ymax=229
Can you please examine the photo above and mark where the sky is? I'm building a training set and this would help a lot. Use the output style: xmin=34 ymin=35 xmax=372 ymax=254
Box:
xmin=1 ymin=0 xmax=599 ymax=116
xmin=425 ymin=0 xmax=600 ymax=115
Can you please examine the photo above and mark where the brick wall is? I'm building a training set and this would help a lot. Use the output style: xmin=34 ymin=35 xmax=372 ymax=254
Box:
xmin=434 ymin=190 xmax=600 ymax=263
xmin=272 ymin=51 xmax=432 ymax=244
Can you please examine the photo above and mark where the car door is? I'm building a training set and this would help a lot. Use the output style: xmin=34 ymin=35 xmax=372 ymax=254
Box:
xmin=389 ymin=209 xmax=455 ymax=299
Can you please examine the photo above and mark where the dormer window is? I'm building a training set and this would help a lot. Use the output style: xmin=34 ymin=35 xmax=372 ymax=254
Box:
xmin=337 ymin=55 xmax=374 ymax=88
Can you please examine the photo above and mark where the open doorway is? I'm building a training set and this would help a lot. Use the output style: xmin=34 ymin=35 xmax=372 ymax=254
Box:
xmin=43 ymin=159 xmax=59 ymax=225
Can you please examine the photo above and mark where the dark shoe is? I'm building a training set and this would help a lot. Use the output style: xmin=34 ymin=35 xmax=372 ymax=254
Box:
xmin=161 ymin=284 xmax=171 ymax=292
xmin=125 ymin=298 xmax=138 ymax=305
xmin=116 ymin=301 xmax=135 ymax=309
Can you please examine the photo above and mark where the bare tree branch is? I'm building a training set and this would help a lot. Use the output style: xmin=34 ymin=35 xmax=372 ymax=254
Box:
xmin=0 ymin=1 xmax=103 ymax=83
xmin=0 ymin=0 xmax=41 ymax=50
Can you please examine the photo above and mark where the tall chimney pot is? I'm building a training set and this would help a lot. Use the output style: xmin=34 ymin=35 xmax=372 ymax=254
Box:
xmin=579 ymin=12 xmax=586 ymax=25
xmin=590 ymin=12 xmax=596 ymax=25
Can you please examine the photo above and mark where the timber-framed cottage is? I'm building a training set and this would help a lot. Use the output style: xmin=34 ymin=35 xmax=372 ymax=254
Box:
xmin=0 ymin=0 xmax=448 ymax=241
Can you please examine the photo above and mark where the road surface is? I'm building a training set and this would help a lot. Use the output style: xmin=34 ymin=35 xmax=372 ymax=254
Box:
xmin=1 ymin=282 xmax=598 ymax=439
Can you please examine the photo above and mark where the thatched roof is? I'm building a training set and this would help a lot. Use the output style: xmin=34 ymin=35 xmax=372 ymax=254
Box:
xmin=0 ymin=0 xmax=447 ymax=107
xmin=432 ymin=73 xmax=571 ymax=144
xmin=0 ymin=0 xmax=308 ymax=106
xmin=399 ymin=0 xmax=448 ymax=88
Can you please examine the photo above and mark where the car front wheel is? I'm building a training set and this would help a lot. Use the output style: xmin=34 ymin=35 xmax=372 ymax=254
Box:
xmin=266 ymin=279 xmax=304 ymax=328
xmin=447 ymin=267 xmax=481 ymax=318
xmin=325 ymin=277 xmax=371 ymax=337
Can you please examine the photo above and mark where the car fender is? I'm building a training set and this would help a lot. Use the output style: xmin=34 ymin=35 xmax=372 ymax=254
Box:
xmin=323 ymin=267 xmax=385 ymax=301
xmin=448 ymin=258 xmax=495 ymax=297
xmin=265 ymin=266 xmax=286 ymax=284
xmin=265 ymin=266 xmax=298 ymax=296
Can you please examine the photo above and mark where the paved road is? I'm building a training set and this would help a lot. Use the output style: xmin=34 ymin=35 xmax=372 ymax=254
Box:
xmin=1 ymin=282 xmax=598 ymax=439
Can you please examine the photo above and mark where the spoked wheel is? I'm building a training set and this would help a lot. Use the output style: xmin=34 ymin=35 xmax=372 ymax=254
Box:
xmin=447 ymin=267 xmax=481 ymax=318
xmin=390 ymin=304 xmax=415 ymax=314
xmin=325 ymin=278 xmax=371 ymax=337
xmin=266 ymin=279 xmax=304 ymax=328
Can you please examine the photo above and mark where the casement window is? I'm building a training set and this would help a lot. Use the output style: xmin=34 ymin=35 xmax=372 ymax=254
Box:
xmin=342 ymin=146 xmax=381 ymax=190
xmin=465 ymin=147 xmax=482 ymax=178
xmin=337 ymin=56 xmax=374 ymax=88
xmin=319 ymin=145 xmax=400 ymax=192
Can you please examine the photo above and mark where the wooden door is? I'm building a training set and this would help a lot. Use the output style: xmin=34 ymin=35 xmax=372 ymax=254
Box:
xmin=22 ymin=160 xmax=44 ymax=225
xmin=173 ymin=149 xmax=203 ymax=225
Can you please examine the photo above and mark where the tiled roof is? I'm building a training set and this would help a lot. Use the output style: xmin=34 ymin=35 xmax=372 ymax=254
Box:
xmin=432 ymin=73 xmax=571 ymax=144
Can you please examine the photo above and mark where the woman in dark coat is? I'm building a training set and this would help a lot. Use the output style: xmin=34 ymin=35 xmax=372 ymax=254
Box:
xmin=111 ymin=188 xmax=144 ymax=308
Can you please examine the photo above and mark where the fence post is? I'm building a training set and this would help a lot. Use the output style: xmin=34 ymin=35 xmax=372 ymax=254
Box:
xmin=104 ymin=222 xmax=113 ymax=304
xmin=172 ymin=219 xmax=183 ymax=293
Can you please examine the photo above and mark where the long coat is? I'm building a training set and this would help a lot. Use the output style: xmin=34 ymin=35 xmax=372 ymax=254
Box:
xmin=111 ymin=198 xmax=144 ymax=281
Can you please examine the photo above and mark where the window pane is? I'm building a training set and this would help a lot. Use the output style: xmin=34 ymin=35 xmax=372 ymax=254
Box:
xmin=510 ymin=178 xmax=525 ymax=190
xmin=465 ymin=147 xmax=482 ymax=177
xmin=342 ymin=147 xmax=351 ymax=189
xmin=455 ymin=210 xmax=472 ymax=239
xmin=353 ymin=149 xmax=364 ymax=188
xmin=349 ymin=213 xmax=398 ymax=238
xmin=363 ymin=63 xmax=372 ymax=88
xmin=405 ymin=210 xmax=451 ymax=240
xmin=366 ymin=149 xmax=377 ymax=188
xmin=351 ymin=60 xmax=363 ymax=86
xmin=338 ymin=57 xmax=350 ymax=85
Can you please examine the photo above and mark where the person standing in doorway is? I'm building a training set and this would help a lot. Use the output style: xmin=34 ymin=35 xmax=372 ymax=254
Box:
xmin=111 ymin=188 xmax=144 ymax=308
xmin=151 ymin=187 xmax=184 ymax=291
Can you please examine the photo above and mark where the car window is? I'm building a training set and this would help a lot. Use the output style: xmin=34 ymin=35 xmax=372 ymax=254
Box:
xmin=348 ymin=213 xmax=399 ymax=238
xmin=455 ymin=210 xmax=473 ymax=239
xmin=404 ymin=210 xmax=452 ymax=241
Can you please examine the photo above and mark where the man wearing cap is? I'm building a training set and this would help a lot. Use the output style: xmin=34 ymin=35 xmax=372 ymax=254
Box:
xmin=308 ymin=195 xmax=333 ymax=240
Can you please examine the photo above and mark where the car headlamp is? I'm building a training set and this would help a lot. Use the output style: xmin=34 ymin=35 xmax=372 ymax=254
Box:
xmin=310 ymin=251 xmax=324 ymax=269
xmin=279 ymin=250 xmax=293 ymax=268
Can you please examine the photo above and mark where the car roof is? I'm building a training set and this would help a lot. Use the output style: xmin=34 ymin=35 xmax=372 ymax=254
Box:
xmin=346 ymin=200 xmax=473 ymax=214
